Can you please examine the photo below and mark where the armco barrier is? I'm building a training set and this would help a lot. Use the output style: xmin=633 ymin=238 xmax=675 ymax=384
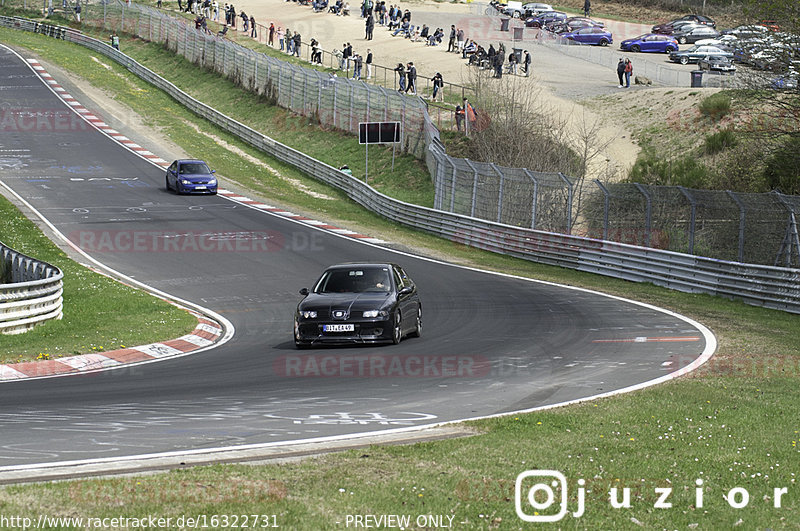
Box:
xmin=3 ymin=17 xmax=800 ymax=314
xmin=0 ymin=241 xmax=64 ymax=335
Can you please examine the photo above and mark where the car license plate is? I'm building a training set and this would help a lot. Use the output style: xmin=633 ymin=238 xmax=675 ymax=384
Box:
xmin=323 ymin=324 xmax=354 ymax=332
xmin=195 ymin=185 xmax=206 ymax=190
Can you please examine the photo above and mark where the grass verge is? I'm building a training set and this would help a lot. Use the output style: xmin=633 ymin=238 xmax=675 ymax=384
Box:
xmin=0 ymin=192 xmax=197 ymax=363
xmin=0 ymin=19 xmax=799 ymax=529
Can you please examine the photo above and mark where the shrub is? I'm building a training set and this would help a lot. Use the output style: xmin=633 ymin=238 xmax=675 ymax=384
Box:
xmin=703 ymin=129 xmax=738 ymax=155
xmin=699 ymin=92 xmax=732 ymax=121
xmin=763 ymin=136 xmax=800 ymax=195
xmin=628 ymin=148 xmax=710 ymax=188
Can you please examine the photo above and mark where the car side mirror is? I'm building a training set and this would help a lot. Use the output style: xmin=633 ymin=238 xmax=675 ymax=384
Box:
xmin=398 ymin=286 xmax=413 ymax=296
xmin=211 ymin=170 xmax=216 ymax=173
xmin=299 ymin=288 xmax=309 ymax=296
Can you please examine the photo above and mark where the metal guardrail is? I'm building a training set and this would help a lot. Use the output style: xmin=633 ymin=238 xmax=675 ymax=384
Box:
xmin=0 ymin=241 xmax=64 ymax=335
xmin=3 ymin=16 xmax=799 ymax=314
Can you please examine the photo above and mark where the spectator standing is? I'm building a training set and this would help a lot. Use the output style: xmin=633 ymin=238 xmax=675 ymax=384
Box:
xmin=212 ymin=0 xmax=219 ymax=21
xmin=110 ymin=32 xmax=120 ymax=50
xmin=447 ymin=25 xmax=456 ymax=52
xmin=456 ymin=28 xmax=465 ymax=53
xmin=365 ymin=49 xmax=373 ymax=79
xmin=344 ymin=42 xmax=353 ymax=69
xmin=431 ymin=72 xmax=443 ymax=101
xmin=583 ymin=0 xmax=590 ymax=17
xmin=624 ymin=58 xmax=633 ymax=88
xmin=406 ymin=61 xmax=416 ymax=94
xmin=395 ymin=62 xmax=406 ymax=92
xmin=277 ymin=27 xmax=285 ymax=51
xmin=294 ymin=32 xmax=302 ymax=57
xmin=352 ymin=53 xmax=363 ymax=79
xmin=74 ymin=2 xmax=81 ymax=22
xmin=508 ymin=51 xmax=518 ymax=75
xmin=365 ymin=13 xmax=374 ymax=40
xmin=250 ymin=15 xmax=257 ymax=38
xmin=268 ymin=22 xmax=275 ymax=46
xmin=523 ymin=50 xmax=531 ymax=76
xmin=616 ymin=57 xmax=625 ymax=87
xmin=455 ymin=104 xmax=464 ymax=131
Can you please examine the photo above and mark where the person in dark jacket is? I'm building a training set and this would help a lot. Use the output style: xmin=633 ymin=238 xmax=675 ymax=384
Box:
xmin=365 ymin=13 xmax=374 ymax=39
xmin=431 ymin=72 xmax=443 ymax=101
xmin=406 ymin=61 xmax=417 ymax=94
xmin=395 ymin=63 xmax=406 ymax=92
xmin=616 ymin=57 xmax=625 ymax=88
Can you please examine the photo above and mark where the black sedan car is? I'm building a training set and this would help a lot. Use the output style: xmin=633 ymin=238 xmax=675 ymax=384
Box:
xmin=672 ymin=25 xmax=720 ymax=44
xmin=669 ymin=44 xmax=731 ymax=65
xmin=697 ymin=54 xmax=736 ymax=73
xmin=294 ymin=263 xmax=422 ymax=348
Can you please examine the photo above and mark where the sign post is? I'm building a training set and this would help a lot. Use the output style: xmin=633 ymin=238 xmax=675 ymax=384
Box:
xmin=359 ymin=121 xmax=402 ymax=184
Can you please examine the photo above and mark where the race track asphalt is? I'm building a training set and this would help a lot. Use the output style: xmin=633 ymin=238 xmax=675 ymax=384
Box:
xmin=0 ymin=45 xmax=712 ymax=468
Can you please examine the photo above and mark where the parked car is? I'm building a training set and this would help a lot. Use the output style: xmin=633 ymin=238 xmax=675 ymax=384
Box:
xmin=563 ymin=16 xmax=604 ymax=27
xmin=697 ymin=54 xmax=737 ymax=73
xmin=652 ymin=19 xmax=704 ymax=35
xmin=672 ymin=25 xmax=720 ymax=44
xmin=669 ymin=14 xmax=716 ymax=27
xmin=294 ymin=263 xmax=422 ymax=347
xmin=694 ymin=34 xmax=738 ymax=50
xmin=503 ymin=1 xmax=552 ymax=17
xmin=771 ymin=74 xmax=797 ymax=89
xmin=619 ymin=33 xmax=679 ymax=53
xmin=720 ymin=24 xmax=769 ymax=40
xmin=522 ymin=2 xmax=553 ymax=16
xmin=165 ymin=159 xmax=218 ymax=194
xmin=669 ymin=44 xmax=732 ymax=65
xmin=525 ymin=10 xmax=565 ymax=28
xmin=560 ymin=26 xmax=613 ymax=46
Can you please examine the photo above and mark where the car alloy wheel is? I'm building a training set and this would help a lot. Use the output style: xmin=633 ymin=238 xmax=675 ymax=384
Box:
xmin=409 ymin=307 xmax=422 ymax=338
xmin=679 ymin=36 xmax=688 ymax=44
xmin=631 ymin=44 xmax=640 ymax=52
xmin=680 ymin=56 xmax=689 ymax=65
xmin=599 ymin=39 xmax=608 ymax=46
xmin=391 ymin=312 xmax=402 ymax=345
xmin=665 ymin=46 xmax=674 ymax=52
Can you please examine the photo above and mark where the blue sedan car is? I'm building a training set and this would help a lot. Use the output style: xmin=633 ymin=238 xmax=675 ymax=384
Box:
xmin=620 ymin=33 xmax=679 ymax=53
xmin=165 ymin=159 xmax=218 ymax=194
xmin=560 ymin=26 xmax=612 ymax=46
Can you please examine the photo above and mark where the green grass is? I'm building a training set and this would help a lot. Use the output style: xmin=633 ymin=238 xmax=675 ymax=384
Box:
xmin=699 ymin=92 xmax=732 ymax=122
xmin=0 ymin=193 xmax=197 ymax=363
xmin=1 ymin=17 xmax=800 ymax=529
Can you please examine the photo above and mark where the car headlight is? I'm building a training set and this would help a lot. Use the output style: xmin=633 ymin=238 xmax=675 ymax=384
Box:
xmin=362 ymin=310 xmax=388 ymax=318
xmin=181 ymin=179 xmax=191 ymax=185
xmin=208 ymin=179 xmax=217 ymax=185
xmin=300 ymin=310 xmax=317 ymax=319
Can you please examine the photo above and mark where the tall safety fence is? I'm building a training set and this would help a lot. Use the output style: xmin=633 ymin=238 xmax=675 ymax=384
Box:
xmin=72 ymin=0 xmax=432 ymax=158
xmin=2 ymin=4 xmax=799 ymax=267
xmin=0 ymin=241 xmax=64 ymax=335
xmin=2 ymin=15 xmax=800 ymax=313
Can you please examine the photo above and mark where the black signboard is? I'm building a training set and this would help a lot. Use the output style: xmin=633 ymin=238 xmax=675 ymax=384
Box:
xmin=359 ymin=121 xmax=402 ymax=144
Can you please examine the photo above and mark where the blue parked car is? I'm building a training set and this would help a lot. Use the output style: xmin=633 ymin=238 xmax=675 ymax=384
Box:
xmin=560 ymin=26 xmax=612 ymax=46
xmin=165 ymin=159 xmax=218 ymax=194
xmin=620 ymin=33 xmax=679 ymax=53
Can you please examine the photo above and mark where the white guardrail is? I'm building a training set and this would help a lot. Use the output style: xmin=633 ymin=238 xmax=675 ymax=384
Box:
xmin=0 ymin=241 xmax=64 ymax=335
xmin=3 ymin=17 xmax=800 ymax=314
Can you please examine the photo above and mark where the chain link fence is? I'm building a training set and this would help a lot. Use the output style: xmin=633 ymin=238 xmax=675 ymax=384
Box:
xmin=4 ymin=1 xmax=799 ymax=267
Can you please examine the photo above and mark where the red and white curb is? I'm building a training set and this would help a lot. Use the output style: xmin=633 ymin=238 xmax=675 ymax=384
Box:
xmin=0 ymin=311 xmax=223 ymax=381
xmin=25 ymin=59 xmax=386 ymax=246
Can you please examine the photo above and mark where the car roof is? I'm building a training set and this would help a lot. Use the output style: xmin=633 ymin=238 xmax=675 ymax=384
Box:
xmin=175 ymin=159 xmax=207 ymax=164
xmin=325 ymin=263 xmax=398 ymax=270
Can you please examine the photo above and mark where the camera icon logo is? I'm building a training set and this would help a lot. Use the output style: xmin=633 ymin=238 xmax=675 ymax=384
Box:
xmin=515 ymin=470 xmax=569 ymax=522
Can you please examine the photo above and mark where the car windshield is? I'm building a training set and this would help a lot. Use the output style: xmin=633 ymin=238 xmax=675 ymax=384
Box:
xmin=179 ymin=162 xmax=211 ymax=174
xmin=315 ymin=268 xmax=392 ymax=293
